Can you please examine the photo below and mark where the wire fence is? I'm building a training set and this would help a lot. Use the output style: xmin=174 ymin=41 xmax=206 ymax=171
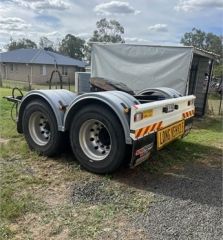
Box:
xmin=1 ymin=79 xmax=75 ymax=92
xmin=207 ymin=92 xmax=222 ymax=116
xmin=1 ymin=78 xmax=222 ymax=116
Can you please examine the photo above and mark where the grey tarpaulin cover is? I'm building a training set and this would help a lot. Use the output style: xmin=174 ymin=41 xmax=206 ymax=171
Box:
xmin=91 ymin=43 xmax=194 ymax=95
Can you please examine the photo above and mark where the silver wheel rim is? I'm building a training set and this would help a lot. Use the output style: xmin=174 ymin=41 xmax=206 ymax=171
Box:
xmin=28 ymin=111 xmax=51 ymax=146
xmin=79 ymin=119 xmax=112 ymax=161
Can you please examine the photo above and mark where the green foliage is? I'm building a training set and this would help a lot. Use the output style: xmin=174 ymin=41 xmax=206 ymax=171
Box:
xmin=213 ymin=63 xmax=223 ymax=78
xmin=59 ymin=34 xmax=85 ymax=60
xmin=85 ymin=18 xmax=125 ymax=62
xmin=181 ymin=28 xmax=222 ymax=55
xmin=89 ymin=18 xmax=125 ymax=43
xmin=39 ymin=36 xmax=55 ymax=51
xmin=6 ymin=38 xmax=37 ymax=51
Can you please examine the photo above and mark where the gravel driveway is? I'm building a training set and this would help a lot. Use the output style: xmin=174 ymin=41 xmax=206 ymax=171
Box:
xmin=70 ymin=157 xmax=222 ymax=239
xmin=132 ymin=162 xmax=222 ymax=240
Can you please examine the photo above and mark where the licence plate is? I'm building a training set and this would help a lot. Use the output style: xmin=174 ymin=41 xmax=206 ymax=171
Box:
xmin=157 ymin=120 xmax=185 ymax=149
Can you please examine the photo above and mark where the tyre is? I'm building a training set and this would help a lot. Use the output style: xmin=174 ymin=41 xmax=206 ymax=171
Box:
xmin=22 ymin=100 xmax=62 ymax=156
xmin=69 ymin=104 xmax=126 ymax=174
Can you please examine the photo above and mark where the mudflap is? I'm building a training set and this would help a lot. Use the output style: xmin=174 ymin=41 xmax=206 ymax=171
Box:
xmin=129 ymin=133 xmax=155 ymax=168
xmin=183 ymin=118 xmax=194 ymax=137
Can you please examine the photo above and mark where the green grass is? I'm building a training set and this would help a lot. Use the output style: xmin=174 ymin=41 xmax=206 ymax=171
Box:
xmin=0 ymin=157 xmax=46 ymax=239
xmin=143 ymin=116 xmax=222 ymax=173
xmin=0 ymin=224 xmax=13 ymax=240
xmin=208 ymin=92 xmax=221 ymax=100
xmin=0 ymin=88 xmax=20 ymax=139
xmin=207 ymin=92 xmax=222 ymax=115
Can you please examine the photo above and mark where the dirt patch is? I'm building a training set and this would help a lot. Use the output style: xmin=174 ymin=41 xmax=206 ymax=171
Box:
xmin=0 ymin=137 xmax=10 ymax=145
xmin=10 ymin=213 xmax=70 ymax=240
xmin=42 ymin=183 xmax=70 ymax=207
xmin=98 ymin=215 xmax=147 ymax=240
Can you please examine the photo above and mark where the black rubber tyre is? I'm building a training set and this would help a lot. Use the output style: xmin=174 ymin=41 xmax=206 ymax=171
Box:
xmin=22 ymin=100 xmax=62 ymax=156
xmin=69 ymin=104 xmax=126 ymax=174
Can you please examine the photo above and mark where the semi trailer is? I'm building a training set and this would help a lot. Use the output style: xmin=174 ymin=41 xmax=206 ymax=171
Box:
xmin=5 ymin=81 xmax=195 ymax=173
xmin=4 ymin=43 xmax=196 ymax=173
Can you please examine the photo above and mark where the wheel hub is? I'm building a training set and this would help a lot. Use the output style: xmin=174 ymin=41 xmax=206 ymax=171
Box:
xmin=98 ymin=127 xmax=111 ymax=146
xmin=28 ymin=112 xmax=51 ymax=146
xmin=79 ymin=119 xmax=112 ymax=161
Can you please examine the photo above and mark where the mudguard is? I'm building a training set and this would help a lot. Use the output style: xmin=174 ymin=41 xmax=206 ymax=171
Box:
xmin=18 ymin=89 xmax=139 ymax=144
xmin=64 ymin=90 xmax=140 ymax=144
xmin=17 ymin=89 xmax=77 ymax=132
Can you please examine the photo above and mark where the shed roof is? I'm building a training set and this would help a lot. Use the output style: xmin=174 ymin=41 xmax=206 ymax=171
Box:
xmin=0 ymin=48 xmax=86 ymax=68
xmin=193 ymin=47 xmax=219 ymax=59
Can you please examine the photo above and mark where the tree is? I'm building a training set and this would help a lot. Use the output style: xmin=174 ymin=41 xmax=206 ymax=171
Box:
xmin=205 ymin=32 xmax=222 ymax=55
xmin=213 ymin=62 xmax=223 ymax=78
xmin=59 ymin=34 xmax=85 ymax=60
xmin=180 ymin=28 xmax=222 ymax=55
xmin=181 ymin=28 xmax=223 ymax=78
xmin=89 ymin=18 xmax=125 ymax=43
xmin=6 ymin=38 xmax=37 ymax=51
xmin=83 ymin=44 xmax=91 ymax=63
xmin=39 ymin=37 xmax=54 ymax=51
xmin=84 ymin=18 xmax=125 ymax=62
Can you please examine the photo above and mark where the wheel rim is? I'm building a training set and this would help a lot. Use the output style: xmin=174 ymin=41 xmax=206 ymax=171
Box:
xmin=28 ymin=111 xmax=51 ymax=146
xmin=79 ymin=119 xmax=112 ymax=161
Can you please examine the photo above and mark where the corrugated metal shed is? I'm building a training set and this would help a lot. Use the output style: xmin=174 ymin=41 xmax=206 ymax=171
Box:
xmin=0 ymin=48 xmax=86 ymax=68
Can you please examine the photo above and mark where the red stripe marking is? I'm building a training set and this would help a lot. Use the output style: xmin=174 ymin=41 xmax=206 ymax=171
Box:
xmin=135 ymin=121 xmax=164 ymax=138
xmin=140 ymin=127 xmax=147 ymax=137
xmin=150 ymin=123 xmax=157 ymax=132
xmin=144 ymin=125 xmax=151 ymax=135
xmin=157 ymin=121 xmax=162 ymax=130
xmin=136 ymin=128 xmax=143 ymax=138
xmin=135 ymin=129 xmax=140 ymax=137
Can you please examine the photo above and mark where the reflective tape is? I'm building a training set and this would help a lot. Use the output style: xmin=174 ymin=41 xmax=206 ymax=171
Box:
xmin=135 ymin=121 xmax=163 ymax=138
xmin=182 ymin=109 xmax=195 ymax=119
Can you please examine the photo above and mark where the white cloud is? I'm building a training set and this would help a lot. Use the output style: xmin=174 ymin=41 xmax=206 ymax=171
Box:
xmin=148 ymin=24 xmax=168 ymax=32
xmin=94 ymin=1 xmax=140 ymax=15
xmin=0 ymin=17 xmax=31 ymax=31
xmin=11 ymin=0 xmax=69 ymax=12
xmin=76 ymin=32 xmax=91 ymax=40
xmin=0 ymin=0 xmax=221 ymax=52
xmin=175 ymin=0 xmax=223 ymax=12
xmin=44 ymin=31 xmax=60 ymax=37
xmin=125 ymin=37 xmax=150 ymax=43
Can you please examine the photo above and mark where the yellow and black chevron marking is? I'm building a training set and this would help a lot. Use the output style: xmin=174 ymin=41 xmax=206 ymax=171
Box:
xmin=182 ymin=109 xmax=195 ymax=119
xmin=134 ymin=121 xmax=163 ymax=138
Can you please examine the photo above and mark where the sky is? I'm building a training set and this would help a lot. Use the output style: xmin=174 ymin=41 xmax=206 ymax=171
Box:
xmin=0 ymin=0 xmax=222 ymax=51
